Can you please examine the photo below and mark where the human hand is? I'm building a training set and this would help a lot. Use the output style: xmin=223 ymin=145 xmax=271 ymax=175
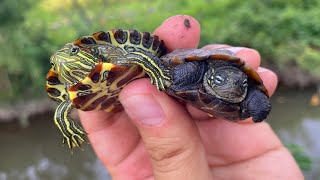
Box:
xmin=78 ymin=15 xmax=303 ymax=180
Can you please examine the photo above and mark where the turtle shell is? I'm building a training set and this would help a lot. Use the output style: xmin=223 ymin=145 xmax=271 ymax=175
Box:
xmin=160 ymin=48 xmax=271 ymax=122
xmin=47 ymin=29 xmax=167 ymax=113
xmin=46 ymin=29 xmax=168 ymax=148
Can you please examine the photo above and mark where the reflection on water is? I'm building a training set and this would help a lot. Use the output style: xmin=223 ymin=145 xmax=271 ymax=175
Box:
xmin=0 ymin=89 xmax=319 ymax=179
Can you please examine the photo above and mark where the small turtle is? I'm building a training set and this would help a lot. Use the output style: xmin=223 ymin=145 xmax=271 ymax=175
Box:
xmin=46 ymin=29 xmax=271 ymax=149
xmin=160 ymin=48 xmax=271 ymax=121
xmin=46 ymin=30 xmax=168 ymax=148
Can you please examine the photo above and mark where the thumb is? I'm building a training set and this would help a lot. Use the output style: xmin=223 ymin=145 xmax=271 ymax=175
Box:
xmin=119 ymin=79 xmax=211 ymax=180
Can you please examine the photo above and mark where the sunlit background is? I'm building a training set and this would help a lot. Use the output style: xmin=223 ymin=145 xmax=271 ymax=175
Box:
xmin=0 ymin=0 xmax=319 ymax=179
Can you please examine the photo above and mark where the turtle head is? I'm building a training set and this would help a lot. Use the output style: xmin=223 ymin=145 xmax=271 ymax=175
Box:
xmin=203 ymin=66 xmax=248 ymax=103
xmin=50 ymin=43 xmax=98 ymax=85
xmin=240 ymin=87 xmax=272 ymax=122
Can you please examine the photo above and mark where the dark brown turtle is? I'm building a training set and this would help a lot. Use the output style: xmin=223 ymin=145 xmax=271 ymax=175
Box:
xmin=160 ymin=48 xmax=271 ymax=122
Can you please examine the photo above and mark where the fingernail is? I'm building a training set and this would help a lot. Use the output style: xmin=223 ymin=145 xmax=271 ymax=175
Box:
xmin=121 ymin=95 xmax=164 ymax=126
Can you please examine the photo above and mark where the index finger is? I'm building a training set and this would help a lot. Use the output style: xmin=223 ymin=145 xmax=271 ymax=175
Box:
xmin=153 ymin=15 xmax=201 ymax=52
xmin=202 ymin=45 xmax=261 ymax=71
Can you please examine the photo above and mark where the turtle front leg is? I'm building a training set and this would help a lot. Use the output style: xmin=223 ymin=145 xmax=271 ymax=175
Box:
xmin=54 ymin=100 xmax=86 ymax=149
xmin=170 ymin=61 xmax=207 ymax=91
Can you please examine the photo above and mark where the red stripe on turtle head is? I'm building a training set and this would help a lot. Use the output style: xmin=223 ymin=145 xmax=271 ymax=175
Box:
xmin=88 ymin=62 xmax=103 ymax=83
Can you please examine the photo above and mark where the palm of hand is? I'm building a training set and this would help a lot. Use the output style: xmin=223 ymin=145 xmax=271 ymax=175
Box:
xmin=78 ymin=15 xmax=303 ymax=180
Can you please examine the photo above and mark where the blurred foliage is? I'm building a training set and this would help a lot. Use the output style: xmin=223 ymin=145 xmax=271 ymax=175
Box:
xmin=1 ymin=0 xmax=320 ymax=101
xmin=286 ymin=144 xmax=312 ymax=171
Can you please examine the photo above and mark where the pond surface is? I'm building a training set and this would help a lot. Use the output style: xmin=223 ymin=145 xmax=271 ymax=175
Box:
xmin=268 ymin=89 xmax=320 ymax=180
xmin=0 ymin=89 xmax=319 ymax=180
xmin=0 ymin=114 xmax=111 ymax=180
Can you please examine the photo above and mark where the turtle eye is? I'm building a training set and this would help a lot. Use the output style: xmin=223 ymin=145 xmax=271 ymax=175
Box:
xmin=70 ymin=47 xmax=80 ymax=56
xmin=214 ymin=74 xmax=225 ymax=85
xmin=50 ymin=62 xmax=54 ymax=67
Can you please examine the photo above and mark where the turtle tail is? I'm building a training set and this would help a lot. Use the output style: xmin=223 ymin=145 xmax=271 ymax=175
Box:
xmin=54 ymin=100 xmax=87 ymax=149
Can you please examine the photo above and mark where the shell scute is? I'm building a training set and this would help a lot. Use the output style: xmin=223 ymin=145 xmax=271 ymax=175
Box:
xmin=142 ymin=32 xmax=152 ymax=49
xmin=129 ymin=30 xmax=141 ymax=45
xmin=93 ymin=31 xmax=112 ymax=43
xmin=113 ymin=29 xmax=128 ymax=44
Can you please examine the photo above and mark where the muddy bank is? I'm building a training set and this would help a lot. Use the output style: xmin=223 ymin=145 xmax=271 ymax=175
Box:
xmin=268 ymin=64 xmax=320 ymax=88
xmin=0 ymin=99 xmax=55 ymax=124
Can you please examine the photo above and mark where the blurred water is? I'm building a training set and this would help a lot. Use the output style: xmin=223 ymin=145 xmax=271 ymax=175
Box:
xmin=268 ymin=89 xmax=320 ymax=179
xmin=0 ymin=114 xmax=111 ymax=180
xmin=0 ymin=89 xmax=319 ymax=179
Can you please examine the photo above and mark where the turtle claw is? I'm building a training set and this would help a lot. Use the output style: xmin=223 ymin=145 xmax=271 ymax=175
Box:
xmin=62 ymin=130 xmax=87 ymax=149
xmin=54 ymin=100 xmax=87 ymax=149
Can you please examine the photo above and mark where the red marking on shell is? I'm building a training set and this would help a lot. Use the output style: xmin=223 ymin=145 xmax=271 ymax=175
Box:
xmin=73 ymin=38 xmax=84 ymax=46
xmin=77 ymin=84 xmax=92 ymax=91
xmin=68 ymin=82 xmax=84 ymax=91
xmin=46 ymin=69 xmax=59 ymax=80
xmin=101 ymin=96 xmax=118 ymax=110
xmin=88 ymin=62 xmax=103 ymax=81
xmin=72 ymin=93 xmax=98 ymax=109
xmin=84 ymin=95 xmax=108 ymax=111
xmin=83 ymin=37 xmax=96 ymax=44
xmin=106 ymin=65 xmax=129 ymax=85
xmin=116 ymin=66 xmax=144 ymax=87
xmin=73 ymin=38 xmax=82 ymax=46
xmin=91 ymin=72 xmax=101 ymax=83
xmin=69 ymin=62 xmax=102 ymax=91
xmin=93 ymin=31 xmax=111 ymax=43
